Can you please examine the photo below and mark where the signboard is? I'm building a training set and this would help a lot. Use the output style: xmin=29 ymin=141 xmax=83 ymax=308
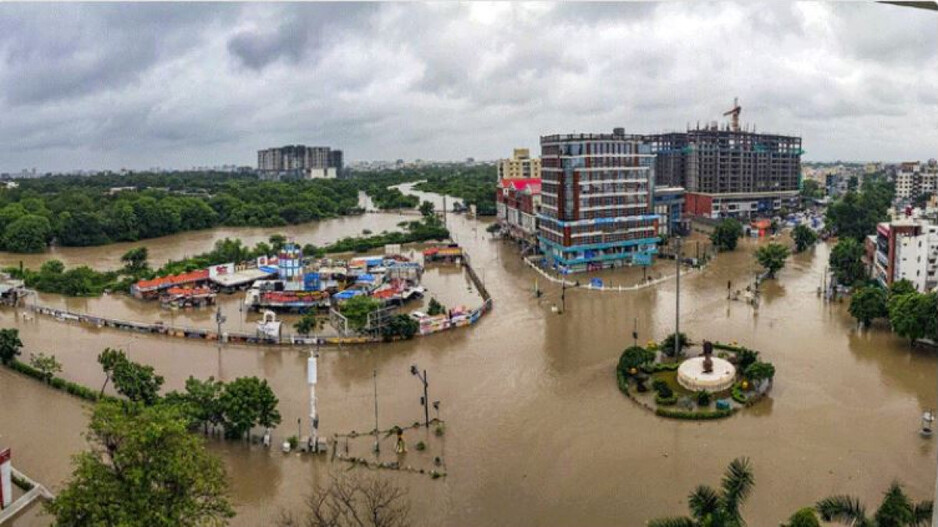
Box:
xmin=307 ymin=356 xmax=317 ymax=385
xmin=257 ymin=255 xmax=269 ymax=267
xmin=1 ymin=447 xmax=11 ymax=509
xmin=633 ymin=253 xmax=653 ymax=266
xmin=209 ymin=263 xmax=235 ymax=278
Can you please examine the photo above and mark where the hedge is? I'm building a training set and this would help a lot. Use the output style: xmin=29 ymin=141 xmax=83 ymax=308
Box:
xmin=731 ymin=385 xmax=748 ymax=404
xmin=655 ymin=407 xmax=735 ymax=420
xmin=655 ymin=393 xmax=678 ymax=406
xmin=616 ymin=369 xmax=629 ymax=395
xmin=711 ymin=342 xmax=749 ymax=353
xmin=641 ymin=362 xmax=680 ymax=374
xmin=5 ymin=359 xmax=114 ymax=403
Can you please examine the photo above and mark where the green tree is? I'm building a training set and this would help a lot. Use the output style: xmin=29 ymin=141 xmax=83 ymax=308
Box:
xmin=165 ymin=376 xmax=225 ymax=434
xmin=97 ymin=347 xmax=128 ymax=397
xmin=816 ymin=481 xmax=932 ymax=527
xmin=660 ymin=332 xmax=690 ymax=358
xmin=617 ymin=346 xmax=655 ymax=373
xmin=293 ymin=313 xmax=324 ymax=336
xmin=736 ymin=348 xmax=760 ymax=370
xmin=710 ymin=219 xmax=744 ymax=252
xmin=889 ymin=279 xmax=916 ymax=298
xmin=755 ymin=242 xmax=791 ymax=278
xmin=829 ymin=238 xmax=866 ymax=287
xmin=3 ymin=214 xmax=52 ymax=253
xmin=45 ymin=401 xmax=234 ymax=526
xmin=40 ymin=259 xmax=65 ymax=275
xmin=784 ymin=508 xmax=821 ymax=527
xmin=121 ymin=246 xmax=150 ymax=274
xmin=341 ymin=295 xmax=382 ymax=331
xmin=419 ymin=200 xmax=436 ymax=218
xmin=849 ymin=286 xmax=888 ymax=327
xmin=800 ymin=180 xmax=824 ymax=200
xmin=29 ymin=352 xmax=62 ymax=383
xmin=427 ymin=297 xmax=446 ymax=316
xmin=218 ymin=377 xmax=281 ymax=439
xmin=647 ymin=457 xmax=755 ymax=527
xmin=112 ymin=358 xmax=164 ymax=405
xmin=792 ymin=225 xmax=818 ymax=253
xmin=744 ymin=361 xmax=776 ymax=385
xmin=0 ymin=328 xmax=23 ymax=365
xmin=888 ymin=292 xmax=938 ymax=347
xmin=382 ymin=314 xmax=419 ymax=341
xmin=269 ymin=234 xmax=287 ymax=253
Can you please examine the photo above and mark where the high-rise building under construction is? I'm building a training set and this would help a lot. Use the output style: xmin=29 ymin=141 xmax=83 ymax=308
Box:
xmin=645 ymin=104 xmax=803 ymax=219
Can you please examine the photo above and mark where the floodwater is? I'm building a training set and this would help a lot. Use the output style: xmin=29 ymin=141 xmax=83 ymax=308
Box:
xmin=1 ymin=184 xmax=936 ymax=526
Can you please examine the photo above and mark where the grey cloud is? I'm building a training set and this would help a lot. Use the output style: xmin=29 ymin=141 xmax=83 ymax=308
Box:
xmin=0 ymin=1 xmax=935 ymax=172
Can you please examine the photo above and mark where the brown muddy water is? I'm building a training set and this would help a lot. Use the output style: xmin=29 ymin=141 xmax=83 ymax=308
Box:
xmin=1 ymin=185 xmax=936 ymax=526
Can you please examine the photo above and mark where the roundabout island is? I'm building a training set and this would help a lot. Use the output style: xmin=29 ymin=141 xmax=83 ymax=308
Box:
xmin=615 ymin=334 xmax=775 ymax=420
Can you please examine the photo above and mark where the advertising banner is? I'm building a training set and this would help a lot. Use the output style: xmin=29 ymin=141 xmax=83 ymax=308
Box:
xmin=209 ymin=263 xmax=235 ymax=278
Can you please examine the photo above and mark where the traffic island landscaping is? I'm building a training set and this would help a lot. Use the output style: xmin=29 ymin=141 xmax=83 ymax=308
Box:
xmin=615 ymin=336 xmax=775 ymax=420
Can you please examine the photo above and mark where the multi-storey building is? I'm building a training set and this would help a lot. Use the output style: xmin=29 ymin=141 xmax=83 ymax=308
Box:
xmin=870 ymin=220 xmax=926 ymax=287
xmin=646 ymin=124 xmax=802 ymax=219
xmin=257 ymin=145 xmax=343 ymax=179
xmin=538 ymin=129 xmax=658 ymax=273
xmin=496 ymin=178 xmax=541 ymax=246
xmin=652 ymin=187 xmax=686 ymax=238
xmin=895 ymin=224 xmax=938 ymax=292
xmin=497 ymin=148 xmax=541 ymax=181
xmin=895 ymin=160 xmax=938 ymax=201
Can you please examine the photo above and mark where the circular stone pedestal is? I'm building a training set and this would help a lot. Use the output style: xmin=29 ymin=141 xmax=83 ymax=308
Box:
xmin=677 ymin=357 xmax=736 ymax=393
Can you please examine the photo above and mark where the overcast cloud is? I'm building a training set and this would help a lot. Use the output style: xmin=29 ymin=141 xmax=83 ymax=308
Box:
xmin=0 ymin=2 xmax=935 ymax=172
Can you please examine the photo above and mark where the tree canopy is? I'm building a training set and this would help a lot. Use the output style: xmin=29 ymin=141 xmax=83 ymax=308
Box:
xmin=710 ymin=219 xmax=744 ymax=252
xmin=46 ymin=401 xmax=234 ymax=527
xmin=849 ymin=286 xmax=888 ymax=327
xmin=829 ymin=238 xmax=867 ymax=287
xmin=755 ymin=242 xmax=791 ymax=278
xmin=792 ymin=225 xmax=818 ymax=253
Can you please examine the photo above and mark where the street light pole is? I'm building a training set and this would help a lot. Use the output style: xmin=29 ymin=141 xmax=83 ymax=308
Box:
xmin=410 ymin=364 xmax=430 ymax=428
xmin=674 ymin=236 xmax=681 ymax=359
xmin=373 ymin=369 xmax=379 ymax=453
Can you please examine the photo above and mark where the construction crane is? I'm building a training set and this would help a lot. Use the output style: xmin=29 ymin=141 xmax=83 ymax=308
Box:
xmin=723 ymin=97 xmax=742 ymax=132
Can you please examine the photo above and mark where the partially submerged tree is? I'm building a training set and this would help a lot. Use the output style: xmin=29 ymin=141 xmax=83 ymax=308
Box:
xmin=46 ymin=401 xmax=234 ymax=526
xmin=97 ymin=347 xmax=128 ymax=397
xmin=754 ymin=242 xmax=791 ymax=278
xmin=710 ymin=219 xmax=744 ymax=252
xmin=29 ymin=352 xmax=62 ymax=383
xmin=277 ymin=471 xmax=411 ymax=527
xmin=849 ymin=286 xmax=888 ymax=327
xmin=0 ymin=327 xmax=23 ymax=365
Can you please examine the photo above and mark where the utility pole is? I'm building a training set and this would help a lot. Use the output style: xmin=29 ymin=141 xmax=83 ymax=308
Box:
xmin=372 ymin=369 xmax=379 ymax=453
xmin=561 ymin=279 xmax=566 ymax=314
xmin=443 ymin=195 xmax=448 ymax=228
xmin=674 ymin=236 xmax=681 ymax=359
xmin=410 ymin=365 xmax=430 ymax=428
xmin=308 ymin=349 xmax=319 ymax=453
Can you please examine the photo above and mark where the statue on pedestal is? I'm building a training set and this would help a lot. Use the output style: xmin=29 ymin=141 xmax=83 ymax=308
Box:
xmin=702 ymin=340 xmax=714 ymax=374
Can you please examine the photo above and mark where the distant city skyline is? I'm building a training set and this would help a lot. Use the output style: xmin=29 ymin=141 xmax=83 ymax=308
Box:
xmin=0 ymin=2 xmax=935 ymax=173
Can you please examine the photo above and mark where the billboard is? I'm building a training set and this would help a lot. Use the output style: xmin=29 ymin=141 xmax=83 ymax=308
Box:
xmin=209 ymin=263 xmax=235 ymax=278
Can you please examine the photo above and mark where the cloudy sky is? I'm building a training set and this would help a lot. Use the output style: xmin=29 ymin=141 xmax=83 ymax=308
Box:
xmin=0 ymin=2 xmax=935 ymax=172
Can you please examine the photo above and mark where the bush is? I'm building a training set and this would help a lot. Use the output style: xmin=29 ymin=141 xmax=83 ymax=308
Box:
xmin=641 ymin=362 xmax=680 ymax=374
xmin=731 ymin=384 xmax=748 ymax=404
xmin=655 ymin=393 xmax=679 ymax=406
xmin=617 ymin=346 xmax=655 ymax=374
xmin=696 ymin=390 xmax=712 ymax=406
xmin=415 ymin=441 xmax=427 ymax=451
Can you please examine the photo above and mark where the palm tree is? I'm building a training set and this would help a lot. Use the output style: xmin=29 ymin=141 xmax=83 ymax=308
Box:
xmin=647 ymin=457 xmax=754 ymax=527
xmin=816 ymin=481 xmax=932 ymax=527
